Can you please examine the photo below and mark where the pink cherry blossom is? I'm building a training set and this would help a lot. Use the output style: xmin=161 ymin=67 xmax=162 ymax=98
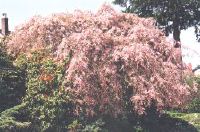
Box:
xmin=6 ymin=4 xmax=195 ymax=116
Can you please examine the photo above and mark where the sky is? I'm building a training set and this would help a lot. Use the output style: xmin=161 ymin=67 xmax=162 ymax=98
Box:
xmin=0 ymin=0 xmax=200 ymax=68
xmin=0 ymin=0 xmax=120 ymax=30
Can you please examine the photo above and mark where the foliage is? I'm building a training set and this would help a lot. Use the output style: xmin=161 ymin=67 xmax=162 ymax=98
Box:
xmin=113 ymin=0 xmax=200 ymax=42
xmin=67 ymin=120 xmax=83 ymax=131
xmin=167 ymin=111 xmax=200 ymax=131
xmin=185 ymin=75 xmax=200 ymax=113
xmin=0 ymin=39 xmax=26 ymax=112
xmin=0 ymin=103 xmax=31 ymax=132
xmin=67 ymin=119 xmax=107 ymax=132
xmin=81 ymin=119 xmax=106 ymax=132
xmin=6 ymin=4 xmax=193 ymax=116
xmin=187 ymin=98 xmax=200 ymax=113
xmin=14 ymin=51 xmax=74 ymax=131
xmin=0 ymin=37 xmax=13 ymax=67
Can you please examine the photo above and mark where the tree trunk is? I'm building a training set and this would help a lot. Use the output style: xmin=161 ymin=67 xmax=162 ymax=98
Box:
xmin=173 ymin=19 xmax=183 ymax=83
xmin=173 ymin=20 xmax=181 ymax=48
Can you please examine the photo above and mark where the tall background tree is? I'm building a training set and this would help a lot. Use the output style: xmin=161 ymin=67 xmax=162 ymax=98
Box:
xmin=113 ymin=0 xmax=200 ymax=47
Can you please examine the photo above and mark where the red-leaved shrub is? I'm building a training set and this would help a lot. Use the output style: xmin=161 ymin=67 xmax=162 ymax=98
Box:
xmin=7 ymin=4 xmax=193 ymax=116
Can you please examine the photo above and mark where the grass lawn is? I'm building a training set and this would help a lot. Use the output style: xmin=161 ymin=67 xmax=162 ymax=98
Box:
xmin=166 ymin=111 xmax=200 ymax=132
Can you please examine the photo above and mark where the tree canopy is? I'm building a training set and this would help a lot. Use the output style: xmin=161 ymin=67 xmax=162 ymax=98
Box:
xmin=113 ymin=0 xmax=200 ymax=46
xmin=6 ymin=4 xmax=193 ymax=115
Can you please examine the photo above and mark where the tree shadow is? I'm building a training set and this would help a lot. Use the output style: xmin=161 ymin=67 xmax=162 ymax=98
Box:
xmin=141 ymin=114 xmax=199 ymax=132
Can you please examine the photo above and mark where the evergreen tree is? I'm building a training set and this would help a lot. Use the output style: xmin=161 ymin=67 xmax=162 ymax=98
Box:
xmin=113 ymin=0 xmax=200 ymax=47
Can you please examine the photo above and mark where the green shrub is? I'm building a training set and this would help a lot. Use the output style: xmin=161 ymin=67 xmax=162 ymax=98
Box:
xmin=0 ymin=103 xmax=31 ymax=132
xmin=187 ymin=98 xmax=200 ymax=113
xmin=14 ymin=51 xmax=74 ymax=131
xmin=167 ymin=111 xmax=200 ymax=131
xmin=185 ymin=75 xmax=200 ymax=113
xmin=82 ymin=119 xmax=106 ymax=132
xmin=0 ymin=41 xmax=26 ymax=112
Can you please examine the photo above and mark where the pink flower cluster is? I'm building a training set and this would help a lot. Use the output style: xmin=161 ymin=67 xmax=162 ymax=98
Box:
xmin=7 ymin=4 xmax=193 ymax=116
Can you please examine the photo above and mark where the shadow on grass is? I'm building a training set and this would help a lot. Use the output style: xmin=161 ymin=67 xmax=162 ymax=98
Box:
xmin=141 ymin=114 xmax=199 ymax=132
xmin=102 ymin=113 xmax=199 ymax=132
